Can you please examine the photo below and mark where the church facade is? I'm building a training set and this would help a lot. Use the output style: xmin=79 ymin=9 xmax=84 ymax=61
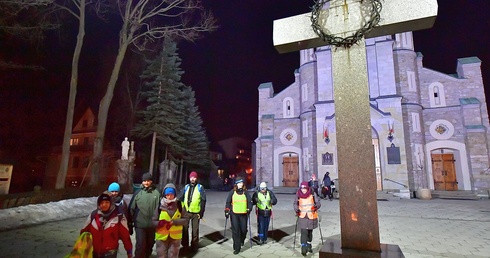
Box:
xmin=255 ymin=32 xmax=490 ymax=195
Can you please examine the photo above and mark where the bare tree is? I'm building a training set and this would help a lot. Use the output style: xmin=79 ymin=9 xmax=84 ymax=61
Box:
xmin=90 ymin=0 xmax=217 ymax=185
xmin=0 ymin=0 xmax=59 ymax=69
xmin=54 ymin=0 xmax=88 ymax=189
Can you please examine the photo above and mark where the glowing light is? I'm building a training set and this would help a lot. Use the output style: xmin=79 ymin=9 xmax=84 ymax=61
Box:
xmin=351 ymin=212 xmax=358 ymax=221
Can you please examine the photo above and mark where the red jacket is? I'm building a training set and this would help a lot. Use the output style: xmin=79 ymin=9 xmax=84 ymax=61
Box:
xmin=80 ymin=208 xmax=132 ymax=256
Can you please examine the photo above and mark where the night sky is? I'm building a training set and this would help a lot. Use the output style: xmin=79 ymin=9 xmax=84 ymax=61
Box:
xmin=1 ymin=0 xmax=489 ymax=165
xmin=179 ymin=0 xmax=490 ymax=143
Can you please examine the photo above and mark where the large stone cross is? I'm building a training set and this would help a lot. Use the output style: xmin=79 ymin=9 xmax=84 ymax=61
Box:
xmin=273 ymin=0 xmax=437 ymax=255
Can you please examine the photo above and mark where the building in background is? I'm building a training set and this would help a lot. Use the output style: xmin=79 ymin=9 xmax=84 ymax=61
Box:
xmin=256 ymin=32 xmax=490 ymax=196
xmin=44 ymin=108 xmax=118 ymax=189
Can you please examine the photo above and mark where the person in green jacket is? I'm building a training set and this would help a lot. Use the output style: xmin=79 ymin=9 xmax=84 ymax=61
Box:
xmin=129 ymin=173 xmax=161 ymax=258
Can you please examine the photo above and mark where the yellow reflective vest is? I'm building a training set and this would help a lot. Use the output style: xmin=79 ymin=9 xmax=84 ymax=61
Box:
xmin=183 ymin=184 xmax=202 ymax=213
xmin=232 ymin=192 xmax=247 ymax=214
xmin=155 ymin=209 xmax=183 ymax=241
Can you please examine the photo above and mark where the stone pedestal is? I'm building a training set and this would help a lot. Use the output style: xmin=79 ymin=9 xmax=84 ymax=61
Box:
xmin=417 ymin=188 xmax=432 ymax=200
xmin=319 ymin=237 xmax=404 ymax=258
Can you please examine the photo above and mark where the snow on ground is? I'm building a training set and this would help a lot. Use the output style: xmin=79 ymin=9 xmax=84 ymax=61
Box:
xmin=0 ymin=197 xmax=97 ymax=231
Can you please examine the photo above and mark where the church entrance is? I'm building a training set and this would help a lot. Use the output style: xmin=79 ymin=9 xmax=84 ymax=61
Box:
xmin=431 ymin=153 xmax=458 ymax=191
xmin=282 ymin=155 xmax=299 ymax=187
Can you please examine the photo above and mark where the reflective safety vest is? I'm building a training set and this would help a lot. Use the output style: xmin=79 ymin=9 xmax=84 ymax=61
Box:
xmin=183 ymin=184 xmax=202 ymax=213
xmin=155 ymin=209 xmax=183 ymax=241
xmin=256 ymin=191 xmax=271 ymax=210
xmin=232 ymin=192 xmax=247 ymax=214
xmin=298 ymin=195 xmax=318 ymax=219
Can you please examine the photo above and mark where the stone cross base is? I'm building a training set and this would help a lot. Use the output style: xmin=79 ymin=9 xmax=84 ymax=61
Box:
xmin=319 ymin=236 xmax=404 ymax=258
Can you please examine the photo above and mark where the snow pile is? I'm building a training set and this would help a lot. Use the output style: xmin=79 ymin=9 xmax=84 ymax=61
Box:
xmin=0 ymin=197 xmax=97 ymax=231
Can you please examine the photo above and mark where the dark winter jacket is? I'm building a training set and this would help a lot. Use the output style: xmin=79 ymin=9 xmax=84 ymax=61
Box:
xmin=252 ymin=189 xmax=277 ymax=217
xmin=129 ymin=184 xmax=161 ymax=228
xmin=225 ymin=187 xmax=253 ymax=215
xmin=178 ymin=182 xmax=206 ymax=218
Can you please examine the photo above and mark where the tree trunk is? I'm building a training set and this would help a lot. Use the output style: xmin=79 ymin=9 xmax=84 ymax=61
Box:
xmin=149 ymin=131 xmax=157 ymax=174
xmin=55 ymin=0 xmax=86 ymax=189
xmin=90 ymin=39 xmax=131 ymax=185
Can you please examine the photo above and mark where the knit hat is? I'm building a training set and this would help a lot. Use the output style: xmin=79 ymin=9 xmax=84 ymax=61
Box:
xmin=235 ymin=177 xmax=244 ymax=184
xmin=97 ymin=193 xmax=112 ymax=206
xmin=300 ymin=181 xmax=309 ymax=189
xmin=142 ymin=172 xmax=152 ymax=181
xmin=259 ymin=182 xmax=267 ymax=189
xmin=164 ymin=188 xmax=176 ymax=196
xmin=108 ymin=182 xmax=120 ymax=192
xmin=189 ymin=171 xmax=198 ymax=179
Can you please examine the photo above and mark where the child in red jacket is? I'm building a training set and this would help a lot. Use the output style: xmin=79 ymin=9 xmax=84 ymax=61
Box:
xmin=80 ymin=193 xmax=133 ymax=258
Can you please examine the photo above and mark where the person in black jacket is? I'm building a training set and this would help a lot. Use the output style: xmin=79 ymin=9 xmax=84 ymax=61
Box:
xmin=322 ymin=172 xmax=333 ymax=200
xmin=252 ymin=182 xmax=277 ymax=245
xmin=224 ymin=177 xmax=253 ymax=255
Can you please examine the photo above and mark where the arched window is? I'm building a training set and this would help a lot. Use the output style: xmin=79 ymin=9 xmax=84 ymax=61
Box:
xmin=283 ymin=97 xmax=294 ymax=118
xmin=428 ymin=82 xmax=446 ymax=107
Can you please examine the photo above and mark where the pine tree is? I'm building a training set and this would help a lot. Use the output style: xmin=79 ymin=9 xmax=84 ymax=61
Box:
xmin=178 ymin=85 xmax=210 ymax=166
xmin=133 ymin=38 xmax=209 ymax=170
xmin=132 ymin=38 xmax=186 ymax=162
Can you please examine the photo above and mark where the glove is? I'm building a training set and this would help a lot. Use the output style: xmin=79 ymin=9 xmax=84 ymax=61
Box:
xmin=129 ymin=226 xmax=134 ymax=236
xmin=199 ymin=212 xmax=204 ymax=220
xmin=165 ymin=221 xmax=173 ymax=230
xmin=247 ymin=209 xmax=251 ymax=216
xmin=224 ymin=208 xmax=230 ymax=218
xmin=313 ymin=206 xmax=318 ymax=212
xmin=157 ymin=220 xmax=168 ymax=228
xmin=295 ymin=209 xmax=300 ymax=216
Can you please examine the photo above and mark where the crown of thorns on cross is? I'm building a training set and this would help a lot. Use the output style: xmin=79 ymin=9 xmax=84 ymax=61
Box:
xmin=311 ymin=0 xmax=382 ymax=48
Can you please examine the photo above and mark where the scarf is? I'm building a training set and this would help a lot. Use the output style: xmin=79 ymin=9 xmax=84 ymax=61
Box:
xmin=296 ymin=187 xmax=312 ymax=199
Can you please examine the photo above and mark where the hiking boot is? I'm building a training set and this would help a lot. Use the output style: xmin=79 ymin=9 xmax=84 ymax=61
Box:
xmin=307 ymin=243 xmax=313 ymax=253
xmin=233 ymin=250 xmax=240 ymax=255
xmin=301 ymin=245 xmax=307 ymax=256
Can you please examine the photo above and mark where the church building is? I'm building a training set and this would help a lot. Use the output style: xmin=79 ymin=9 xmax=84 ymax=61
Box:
xmin=255 ymin=32 xmax=490 ymax=196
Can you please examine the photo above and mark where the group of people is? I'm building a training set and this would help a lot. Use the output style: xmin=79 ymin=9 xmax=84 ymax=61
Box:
xmin=79 ymin=171 xmax=205 ymax=258
xmin=308 ymin=171 xmax=335 ymax=200
xmin=225 ymin=174 xmax=328 ymax=256
xmin=76 ymin=171 xmax=330 ymax=257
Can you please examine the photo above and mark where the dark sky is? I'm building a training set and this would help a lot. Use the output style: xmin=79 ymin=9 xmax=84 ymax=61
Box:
xmin=1 ymin=0 xmax=489 ymax=162
xmin=179 ymin=0 xmax=490 ymax=143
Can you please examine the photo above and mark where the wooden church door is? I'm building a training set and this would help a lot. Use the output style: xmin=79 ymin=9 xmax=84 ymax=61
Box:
xmin=282 ymin=156 xmax=299 ymax=187
xmin=431 ymin=153 xmax=458 ymax=191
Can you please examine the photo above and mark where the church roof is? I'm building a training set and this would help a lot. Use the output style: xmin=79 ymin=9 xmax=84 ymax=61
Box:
xmin=459 ymin=97 xmax=480 ymax=105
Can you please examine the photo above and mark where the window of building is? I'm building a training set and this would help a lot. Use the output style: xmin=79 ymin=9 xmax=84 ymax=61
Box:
xmin=407 ymin=71 xmax=416 ymax=92
xmin=70 ymin=138 xmax=79 ymax=146
xmin=72 ymin=156 xmax=80 ymax=168
xmin=411 ymin=113 xmax=421 ymax=132
xmin=302 ymin=83 xmax=308 ymax=102
xmin=283 ymin=97 xmax=294 ymax=118
xmin=302 ymin=120 xmax=308 ymax=138
xmin=82 ymin=156 xmax=90 ymax=168
xmin=428 ymin=82 xmax=446 ymax=107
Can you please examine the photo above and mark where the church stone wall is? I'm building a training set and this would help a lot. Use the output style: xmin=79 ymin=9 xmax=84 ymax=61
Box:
xmin=257 ymin=32 xmax=490 ymax=193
